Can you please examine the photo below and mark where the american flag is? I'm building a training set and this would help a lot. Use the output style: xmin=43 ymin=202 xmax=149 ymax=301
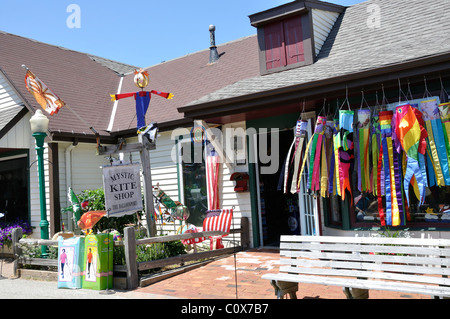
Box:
xmin=203 ymin=209 xmax=233 ymax=235
xmin=206 ymin=154 xmax=220 ymax=210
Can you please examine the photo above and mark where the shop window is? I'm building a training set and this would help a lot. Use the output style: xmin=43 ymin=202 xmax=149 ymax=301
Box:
xmin=179 ymin=140 xmax=208 ymax=227
xmin=263 ymin=15 xmax=306 ymax=72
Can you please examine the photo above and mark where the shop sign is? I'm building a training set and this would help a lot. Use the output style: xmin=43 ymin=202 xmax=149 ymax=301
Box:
xmin=102 ymin=163 xmax=143 ymax=217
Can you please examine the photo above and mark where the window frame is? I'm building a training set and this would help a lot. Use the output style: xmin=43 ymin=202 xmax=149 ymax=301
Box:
xmin=256 ymin=13 xmax=314 ymax=75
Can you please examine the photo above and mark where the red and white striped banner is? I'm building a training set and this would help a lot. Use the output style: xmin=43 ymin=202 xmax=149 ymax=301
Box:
xmin=206 ymin=155 xmax=220 ymax=210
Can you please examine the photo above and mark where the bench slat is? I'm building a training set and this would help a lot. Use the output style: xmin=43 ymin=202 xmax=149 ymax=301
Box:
xmin=280 ymin=242 xmax=450 ymax=257
xmin=280 ymin=235 xmax=450 ymax=247
xmin=281 ymin=250 xmax=450 ymax=267
xmin=279 ymin=265 xmax=450 ymax=286
xmin=280 ymin=258 xmax=450 ymax=277
xmin=261 ymin=273 xmax=450 ymax=297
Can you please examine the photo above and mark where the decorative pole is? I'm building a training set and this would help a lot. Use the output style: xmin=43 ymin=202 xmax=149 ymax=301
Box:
xmin=30 ymin=110 xmax=50 ymax=257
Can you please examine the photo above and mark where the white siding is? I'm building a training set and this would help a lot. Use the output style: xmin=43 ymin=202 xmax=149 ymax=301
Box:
xmin=312 ymin=9 xmax=340 ymax=56
xmin=58 ymin=142 xmax=111 ymax=209
xmin=0 ymin=112 xmax=31 ymax=149
xmin=221 ymin=122 xmax=253 ymax=247
xmin=0 ymin=72 xmax=24 ymax=131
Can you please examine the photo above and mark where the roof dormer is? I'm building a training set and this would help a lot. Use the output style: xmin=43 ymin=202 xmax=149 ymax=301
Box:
xmin=249 ymin=0 xmax=344 ymax=75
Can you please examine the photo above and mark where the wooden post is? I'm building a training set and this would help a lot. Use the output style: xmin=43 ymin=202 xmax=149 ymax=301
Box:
xmin=12 ymin=227 xmax=22 ymax=277
xmin=124 ymin=226 xmax=138 ymax=290
xmin=240 ymin=217 xmax=250 ymax=250
xmin=97 ymin=135 xmax=157 ymax=238
xmin=138 ymin=134 xmax=157 ymax=238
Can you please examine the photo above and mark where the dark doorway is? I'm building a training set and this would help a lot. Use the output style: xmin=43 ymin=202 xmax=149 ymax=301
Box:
xmin=0 ymin=157 xmax=29 ymax=223
xmin=257 ymin=129 xmax=300 ymax=247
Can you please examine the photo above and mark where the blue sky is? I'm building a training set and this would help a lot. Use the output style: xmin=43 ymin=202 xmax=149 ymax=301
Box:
xmin=0 ymin=0 xmax=363 ymax=68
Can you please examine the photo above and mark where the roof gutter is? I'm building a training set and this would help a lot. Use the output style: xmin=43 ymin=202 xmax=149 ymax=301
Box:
xmin=178 ymin=52 xmax=450 ymax=119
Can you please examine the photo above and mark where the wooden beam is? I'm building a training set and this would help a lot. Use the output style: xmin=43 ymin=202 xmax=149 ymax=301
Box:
xmin=97 ymin=139 xmax=155 ymax=156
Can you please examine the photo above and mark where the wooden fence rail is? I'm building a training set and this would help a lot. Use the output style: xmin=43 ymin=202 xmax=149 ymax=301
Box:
xmin=11 ymin=217 xmax=250 ymax=290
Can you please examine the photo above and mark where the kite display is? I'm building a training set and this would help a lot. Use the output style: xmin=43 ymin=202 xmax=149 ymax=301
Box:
xmin=421 ymin=99 xmax=450 ymax=186
xmin=371 ymin=112 xmax=381 ymax=197
xmin=325 ymin=119 xmax=339 ymax=197
xmin=24 ymin=67 xmax=65 ymax=115
xmin=288 ymin=120 xmax=308 ymax=194
xmin=440 ymin=102 xmax=450 ymax=166
xmin=392 ymin=104 xmax=428 ymax=210
xmin=355 ymin=109 xmax=371 ymax=193
xmin=153 ymin=185 xmax=183 ymax=224
xmin=110 ymin=69 xmax=173 ymax=129
xmin=298 ymin=116 xmax=327 ymax=196
xmin=77 ymin=211 xmax=106 ymax=232
xmin=67 ymin=188 xmax=82 ymax=224
xmin=332 ymin=118 xmax=342 ymax=197
xmin=338 ymin=110 xmax=354 ymax=201
xmin=379 ymin=110 xmax=405 ymax=226
xmin=276 ymin=120 xmax=308 ymax=194
xmin=282 ymin=87 xmax=450 ymax=227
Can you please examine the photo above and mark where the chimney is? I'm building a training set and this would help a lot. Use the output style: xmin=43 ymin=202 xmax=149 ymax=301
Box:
xmin=209 ymin=25 xmax=219 ymax=64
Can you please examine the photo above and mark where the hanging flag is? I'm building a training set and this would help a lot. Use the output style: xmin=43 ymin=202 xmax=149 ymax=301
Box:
xmin=298 ymin=116 xmax=327 ymax=197
xmin=24 ymin=68 xmax=65 ymax=115
xmin=332 ymin=118 xmax=341 ymax=196
xmin=371 ymin=112 xmax=381 ymax=196
xmin=290 ymin=120 xmax=308 ymax=194
xmin=421 ymin=99 xmax=450 ymax=186
xmin=356 ymin=109 xmax=371 ymax=192
xmin=206 ymin=144 xmax=221 ymax=210
xmin=439 ymin=102 xmax=450 ymax=166
xmin=338 ymin=110 xmax=354 ymax=201
xmin=392 ymin=104 xmax=428 ymax=209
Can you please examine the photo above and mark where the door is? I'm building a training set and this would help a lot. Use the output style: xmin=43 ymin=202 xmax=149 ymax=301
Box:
xmin=0 ymin=155 xmax=29 ymax=223
xmin=253 ymin=115 xmax=320 ymax=246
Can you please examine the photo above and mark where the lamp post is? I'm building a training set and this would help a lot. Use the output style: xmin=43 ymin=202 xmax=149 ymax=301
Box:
xmin=30 ymin=110 xmax=50 ymax=257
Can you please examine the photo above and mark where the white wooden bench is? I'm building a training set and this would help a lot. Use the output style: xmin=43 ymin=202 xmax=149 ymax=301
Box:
xmin=262 ymin=235 xmax=450 ymax=299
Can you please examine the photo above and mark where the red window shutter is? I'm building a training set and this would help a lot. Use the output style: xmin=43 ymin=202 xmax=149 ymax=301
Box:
xmin=283 ymin=16 xmax=304 ymax=65
xmin=264 ymin=21 xmax=286 ymax=70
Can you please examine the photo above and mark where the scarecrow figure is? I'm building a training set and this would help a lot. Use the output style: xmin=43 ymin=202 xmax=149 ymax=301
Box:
xmin=110 ymin=69 xmax=173 ymax=129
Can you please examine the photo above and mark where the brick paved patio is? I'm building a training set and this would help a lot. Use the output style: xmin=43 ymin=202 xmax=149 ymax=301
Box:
xmin=135 ymin=248 xmax=431 ymax=299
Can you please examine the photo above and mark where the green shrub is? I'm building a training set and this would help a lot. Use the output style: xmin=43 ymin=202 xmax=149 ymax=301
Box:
xmin=77 ymin=188 xmax=142 ymax=235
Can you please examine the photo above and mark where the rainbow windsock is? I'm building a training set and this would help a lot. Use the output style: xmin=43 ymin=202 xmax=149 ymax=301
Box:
xmin=392 ymin=104 xmax=428 ymax=207
xmin=338 ymin=110 xmax=354 ymax=201
xmin=421 ymin=99 xmax=450 ymax=186
xmin=355 ymin=109 xmax=371 ymax=193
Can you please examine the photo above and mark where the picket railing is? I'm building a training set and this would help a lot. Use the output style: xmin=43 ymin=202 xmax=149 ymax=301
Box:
xmin=11 ymin=217 xmax=250 ymax=289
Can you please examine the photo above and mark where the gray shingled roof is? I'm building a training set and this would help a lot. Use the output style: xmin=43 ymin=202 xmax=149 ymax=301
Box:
xmin=0 ymin=31 xmax=130 ymax=139
xmin=88 ymin=55 xmax=137 ymax=76
xmin=186 ymin=0 xmax=450 ymax=107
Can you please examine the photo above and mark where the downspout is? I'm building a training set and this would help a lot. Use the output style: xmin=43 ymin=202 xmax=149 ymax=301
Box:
xmin=65 ymin=142 xmax=77 ymax=231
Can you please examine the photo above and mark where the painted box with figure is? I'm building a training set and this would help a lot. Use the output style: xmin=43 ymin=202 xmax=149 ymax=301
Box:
xmin=57 ymin=236 xmax=85 ymax=289
xmin=82 ymin=233 xmax=113 ymax=290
